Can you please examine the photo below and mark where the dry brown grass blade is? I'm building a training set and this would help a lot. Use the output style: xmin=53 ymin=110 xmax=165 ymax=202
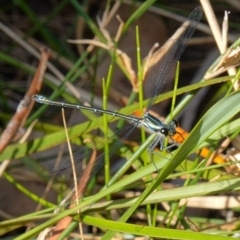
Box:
xmin=49 ymin=141 xmax=97 ymax=240
xmin=15 ymin=28 xmax=73 ymax=70
xmin=143 ymin=14 xmax=195 ymax=81
xmin=205 ymin=46 xmax=240 ymax=79
xmin=69 ymin=7 xmax=138 ymax=93
xmin=200 ymin=0 xmax=224 ymax=53
xmin=68 ymin=37 xmax=137 ymax=93
xmin=201 ymin=1 xmax=239 ymax=90
xmin=0 ymin=47 xmax=50 ymax=153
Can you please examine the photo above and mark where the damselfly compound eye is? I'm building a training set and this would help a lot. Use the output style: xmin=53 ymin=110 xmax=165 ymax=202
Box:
xmin=160 ymin=128 xmax=169 ymax=136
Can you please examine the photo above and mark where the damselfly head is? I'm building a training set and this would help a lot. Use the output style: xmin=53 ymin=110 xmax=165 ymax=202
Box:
xmin=168 ymin=119 xmax=178 ymax=136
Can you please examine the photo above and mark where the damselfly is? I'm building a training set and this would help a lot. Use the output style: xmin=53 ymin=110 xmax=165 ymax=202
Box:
xmin=33 ymin=7 xmax=202 ymax=204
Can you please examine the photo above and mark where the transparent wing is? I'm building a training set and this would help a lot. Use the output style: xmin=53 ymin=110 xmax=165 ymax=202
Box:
xmin=51 ymin=122 xmax=139 ymax=175
xmin=144 ymin=7 xmax=203 ymax=111
xmin=52 ymin=121 xmax=140 ymax=210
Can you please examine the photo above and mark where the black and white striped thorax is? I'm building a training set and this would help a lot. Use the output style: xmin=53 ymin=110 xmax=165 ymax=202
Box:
xmin=141 ymin=112 xmax=178 ymax=137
